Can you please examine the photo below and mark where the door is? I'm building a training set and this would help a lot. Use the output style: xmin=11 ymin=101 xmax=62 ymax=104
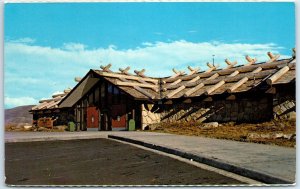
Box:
xmin=87 ymin=107 xmax=99 ymax=129
xmin=100 ymin=112 xmax=110 ymax=131
xmin=111 ymin=104 xmax=126 ymax=130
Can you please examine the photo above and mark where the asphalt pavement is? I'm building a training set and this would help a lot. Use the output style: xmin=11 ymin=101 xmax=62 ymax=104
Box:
xmin=5 ymin=131 xmax=295 ymax=184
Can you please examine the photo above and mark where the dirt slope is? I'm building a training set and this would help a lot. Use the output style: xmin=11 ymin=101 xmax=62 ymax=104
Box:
xmin=5 ymin=105 xmax=34 ymax=126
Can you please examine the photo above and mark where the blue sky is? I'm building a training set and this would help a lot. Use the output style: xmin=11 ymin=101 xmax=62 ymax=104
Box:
xmin=4 ymin=2 xmax=295 ymax=108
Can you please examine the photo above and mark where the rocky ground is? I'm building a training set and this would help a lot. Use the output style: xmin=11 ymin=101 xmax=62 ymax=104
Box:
xmin=146 ymin=120 xmax=296 ymax=148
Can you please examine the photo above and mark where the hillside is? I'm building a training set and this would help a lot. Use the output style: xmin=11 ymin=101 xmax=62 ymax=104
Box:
xmin=5 ymin=105 xmax=34 ymax=126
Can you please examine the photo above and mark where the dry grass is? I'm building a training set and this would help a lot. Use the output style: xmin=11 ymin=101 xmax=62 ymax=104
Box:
xmin=5 ymin=123 xmax=67 ymax=132
xmin=149 ymin=120 xmax=296 ymax=148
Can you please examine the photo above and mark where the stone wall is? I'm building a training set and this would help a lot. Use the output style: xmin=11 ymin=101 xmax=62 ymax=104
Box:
xmin=141 ymin=88 xmax=296 ymax=128
xmin=273 ymin=89 xmax=296 ymax=121
xmin=158 ymin=97 xmax=273 ymax=124
xmin=141 ymin=104 xmax=161 ymax=129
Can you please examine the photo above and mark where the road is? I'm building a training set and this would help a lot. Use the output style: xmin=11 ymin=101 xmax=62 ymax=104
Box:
xmin=5 ymin=138 xmax=244 ymax=185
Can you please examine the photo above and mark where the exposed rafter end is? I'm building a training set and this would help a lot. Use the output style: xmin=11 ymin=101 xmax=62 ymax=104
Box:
xmin=245 ymin=55 xmax=257 ymax=66
xmin=164 ymin=100 xmax=173 ymax=105
xmin=163 ymin=69 xmax=185 ymax=83
xmin=74 ymin=77 xmax=82 ymax=82
xmin=64 ymin=88 xmax=72 ymax=93
xmin=266 ymin=52 xmax=280 ymax=63
xmin=226 ymin=94 xmax=236 ymax=101
xmin=119 ymin=66 xmax=131 ymax=75
xmin=100 ymin=63 xmax=112 ymax=72
xmin=187 ymin=66 xmax=200 ymax=75
xmin=265 ymin=87 xmax=276 ymax=94
xmin=224 ymin=59 xmax=237 ymax=69
xmin=203 ymin=97 xmax=213 ymax=102
xmin=266 ymin=66 xmax=289 ymax=85
xmin=183 ymin=98 xmax=192 ymax=103
xmin=134 ymin=69 xmax=146 ymax=77
xmin=205 ymin=62 xmax=219 ymax=73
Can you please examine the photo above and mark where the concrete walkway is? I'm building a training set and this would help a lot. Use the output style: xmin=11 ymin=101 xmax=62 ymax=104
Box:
xmin=5 ymin=131 xmax=112 ymax=143
xmin=107 ymin=132 xmax=296 ymax=184
xmin=5 ymin=131 xmax=295 ymax=184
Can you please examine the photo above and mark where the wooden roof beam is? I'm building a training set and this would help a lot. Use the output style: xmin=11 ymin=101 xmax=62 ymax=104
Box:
xmin=119 ymin=66 xmax=131 ymax=75
xmin=64 ymin=88 xmax=72 ymax=93
xmin=100 ymin=63 xmax=112 ymax=72
xmin=32 ymin=102 xmax=48 ymax=110
xmin=115 ymin=81 xmax=158 ymax=91
xmin=229 ymin=70 xmax=239 ymax=77
xmin=205 ymin=62 xmax=219 ymax=73
xmin=206 ymin=73 xmax=219 ymax=80
xmin=170 ymin=79 xmax=182 ymax=86
xmin=134 ymin=69 xmax=146 ymax=77
xmin=163 ymin=68 xmax=185 ymax=83
xmin=184 ymin=83 xmax=204 ymax=97
xmin=187 ymin=76 xmax=200 ymax=83
xmin=74 ymin=77 xmax=82 ymax=82
xmin=98 ymin=68 xmax=159 ymax=97
xmin=266 ymin=52 xmax=280 ymax=63
xmin=187 ymin=66 xmax=200 ymax=75
xmin=204 ymin=80 xmax=225 ymax=95
xmin=133 ymin=86 xmax=155 ymax=99
xmin=98 ymin=71 xmax=158 ymax=84
xmin=45 ymin=100 xmax=58 ymax=109
xmin=224 ymin=59 xmax=237 ymax=69
xmin=227 ymin=77 xmax=249 ymax=93
xmin=266 ymin=66 xmax=290 ymax=85
xmin=166 ymin=85 xmax=185 ymax=98
xmin=245 ymin=55 xmax=257 ymax=66
xmin=52 ymin=93 xmax=65 ymax=98
xmin=39 ymin=97 xmax=63 ymax=103
xmin=227 ymin=66 xmax=263 ymax=93
xmin=172 ymin=68 xmax=185 ymax=76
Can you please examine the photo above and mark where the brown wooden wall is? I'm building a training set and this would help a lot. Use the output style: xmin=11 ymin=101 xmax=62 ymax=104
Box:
xmin=74 ymin=78 xmax=142 ymax=131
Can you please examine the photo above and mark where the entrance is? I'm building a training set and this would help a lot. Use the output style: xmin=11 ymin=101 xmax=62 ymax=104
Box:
xmin=100 ymin=111 xmax=111 ymax=131
xmin=111 ymin=104 xmax=126 ymax=130
xmin=87 ymin=106 xmax=99 ymax=130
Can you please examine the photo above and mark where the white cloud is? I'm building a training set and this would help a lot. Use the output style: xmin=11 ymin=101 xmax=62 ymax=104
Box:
xmin=63 ymin=43 xmax=87 ymax=51
xmin=4 ymin=39 xmax=291 ymax=108
xmin=5 ymin=96 xmax=37 ymax=108
xmin=8 ymin=37 xmax=36 ymax=44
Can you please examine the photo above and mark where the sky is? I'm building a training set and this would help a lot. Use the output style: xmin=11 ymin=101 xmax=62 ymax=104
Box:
xmin=4 ymin=2 xmax=295 ymax=108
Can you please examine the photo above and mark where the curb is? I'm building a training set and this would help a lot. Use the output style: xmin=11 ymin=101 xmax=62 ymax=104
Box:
xmin=108 ymin=135 xmax=293 ymax=184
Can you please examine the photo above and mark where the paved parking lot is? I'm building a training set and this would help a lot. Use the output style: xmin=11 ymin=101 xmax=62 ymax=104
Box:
xmin=5 ymin=138 xmax=244 ymax=186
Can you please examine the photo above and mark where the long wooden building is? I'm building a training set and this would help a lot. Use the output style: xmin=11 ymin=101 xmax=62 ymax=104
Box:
xmin=31 ymin=50 xmax=296 ymax=131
